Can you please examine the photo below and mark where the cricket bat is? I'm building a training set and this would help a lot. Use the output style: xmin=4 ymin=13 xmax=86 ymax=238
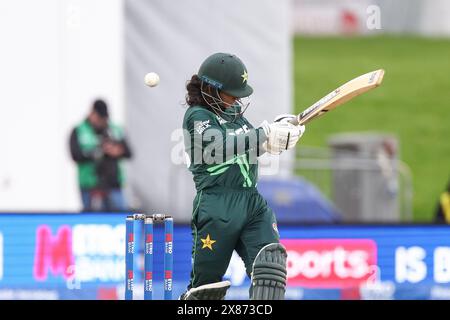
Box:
xmin=290 ymin=69 xmax=385 ymax=126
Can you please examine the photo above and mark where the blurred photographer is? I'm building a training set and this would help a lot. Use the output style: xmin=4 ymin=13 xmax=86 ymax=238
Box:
xmin=69 ymin=99 xmax=132 ymax=211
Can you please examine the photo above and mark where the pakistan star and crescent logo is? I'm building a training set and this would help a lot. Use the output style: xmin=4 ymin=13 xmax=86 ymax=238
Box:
xmin=241 ymin=70 xmax=248 ymax=83
xmin=201 ymin=234 xmax=216 ymax=250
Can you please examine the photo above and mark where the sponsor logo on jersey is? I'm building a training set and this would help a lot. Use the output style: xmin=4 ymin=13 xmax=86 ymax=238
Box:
xmin=216 ymin=116 xmax=227 ymax=125
xmin=194 ymin=120 xmax=211 ymax=134
xmin=228 ymin=125 xmax=250 ymax=136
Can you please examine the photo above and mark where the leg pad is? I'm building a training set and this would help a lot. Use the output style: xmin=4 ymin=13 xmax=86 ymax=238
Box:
xmin=250 ymin=243 xmax=287 ymax=300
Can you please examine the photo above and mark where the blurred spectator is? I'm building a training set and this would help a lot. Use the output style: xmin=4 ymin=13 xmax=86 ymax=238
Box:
xmin=434 ymin=178 xmax=450 ymax=224
xmin=69 ymin=99 xmax=132 ymax=211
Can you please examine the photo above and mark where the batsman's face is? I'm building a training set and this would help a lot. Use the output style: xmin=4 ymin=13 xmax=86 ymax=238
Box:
xmin=219 ymin=92 xmax=238 ymax=108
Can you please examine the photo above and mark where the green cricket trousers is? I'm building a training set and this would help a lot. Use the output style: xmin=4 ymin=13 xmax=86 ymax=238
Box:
xmin=189 ymin=186 xmax=280 ymax=289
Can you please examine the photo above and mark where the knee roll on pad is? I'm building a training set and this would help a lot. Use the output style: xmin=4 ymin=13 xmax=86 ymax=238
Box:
xmin=180 ymin=280 xmax=231 ymax=300
xmin=250 ymin=243 xmax=287 ymax=300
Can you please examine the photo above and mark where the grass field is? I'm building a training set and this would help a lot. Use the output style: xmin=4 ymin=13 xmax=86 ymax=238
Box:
xmin=293 ymin=36 xmax=450 ymax=222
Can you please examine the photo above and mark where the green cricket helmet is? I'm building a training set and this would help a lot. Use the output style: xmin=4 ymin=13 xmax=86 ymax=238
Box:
xmin=198 ymin=53 xmax=253 ymax=98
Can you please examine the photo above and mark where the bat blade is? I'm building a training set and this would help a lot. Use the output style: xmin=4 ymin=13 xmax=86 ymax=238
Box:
xmin=291 ymin=69 xmax=385 ymax=126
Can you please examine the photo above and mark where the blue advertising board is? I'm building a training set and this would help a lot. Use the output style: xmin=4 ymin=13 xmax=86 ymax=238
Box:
xmin=0 ymin=213 xmax=449 ymax=300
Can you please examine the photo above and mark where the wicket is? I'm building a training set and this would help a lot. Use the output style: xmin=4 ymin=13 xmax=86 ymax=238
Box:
xmin=125 ymin=214 xmax=173 ymax=300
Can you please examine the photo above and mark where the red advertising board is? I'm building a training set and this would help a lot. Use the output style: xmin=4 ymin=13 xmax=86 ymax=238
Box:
xmin=281 ymin=239 xmax=377 ymax=288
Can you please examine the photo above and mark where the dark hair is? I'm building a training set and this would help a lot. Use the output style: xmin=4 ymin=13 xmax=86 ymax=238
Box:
xmin=185 ymin=75 xmax=218 ymax=109
xmin=93 ymin=99 xmax=109 ymax=118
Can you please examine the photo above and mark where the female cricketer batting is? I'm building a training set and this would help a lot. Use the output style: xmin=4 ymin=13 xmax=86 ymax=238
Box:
xmin=180 ymin=53 xmax=305 ymax=300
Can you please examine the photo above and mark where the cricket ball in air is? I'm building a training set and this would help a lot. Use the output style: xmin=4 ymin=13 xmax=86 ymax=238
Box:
xmin=144 ymin=72 xmax=160 ymax=87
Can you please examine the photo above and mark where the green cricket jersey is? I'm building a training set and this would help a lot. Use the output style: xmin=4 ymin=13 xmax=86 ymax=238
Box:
xmin=183 ymin=105 xmax=267 ymax=191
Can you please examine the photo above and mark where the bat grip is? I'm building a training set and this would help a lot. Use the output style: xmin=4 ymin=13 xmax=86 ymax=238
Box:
xmin=289 ymin=116 xmax=300 ymax=126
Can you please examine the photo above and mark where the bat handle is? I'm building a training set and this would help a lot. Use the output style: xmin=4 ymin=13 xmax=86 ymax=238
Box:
xmin=289 ymin=116 xmax=300 ymax=126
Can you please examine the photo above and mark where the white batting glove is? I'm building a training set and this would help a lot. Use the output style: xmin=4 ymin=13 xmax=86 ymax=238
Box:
xmin=259 ymin=120 xmax=304 ymax=155
xmin=274 ymin=113 xmax=306 ymax=142
xmin=273 ymin=114 xmax=297 ymax=123
xmin=274 ymin=114 xmax=305 ymax=136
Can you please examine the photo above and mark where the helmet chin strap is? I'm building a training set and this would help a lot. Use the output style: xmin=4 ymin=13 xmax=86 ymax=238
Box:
xmin=200 ymin=83 xmax=250 ymax=122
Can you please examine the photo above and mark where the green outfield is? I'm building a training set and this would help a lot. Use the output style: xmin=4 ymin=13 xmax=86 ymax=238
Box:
xmin=293 ymin=36 xmax=450 ymax=222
